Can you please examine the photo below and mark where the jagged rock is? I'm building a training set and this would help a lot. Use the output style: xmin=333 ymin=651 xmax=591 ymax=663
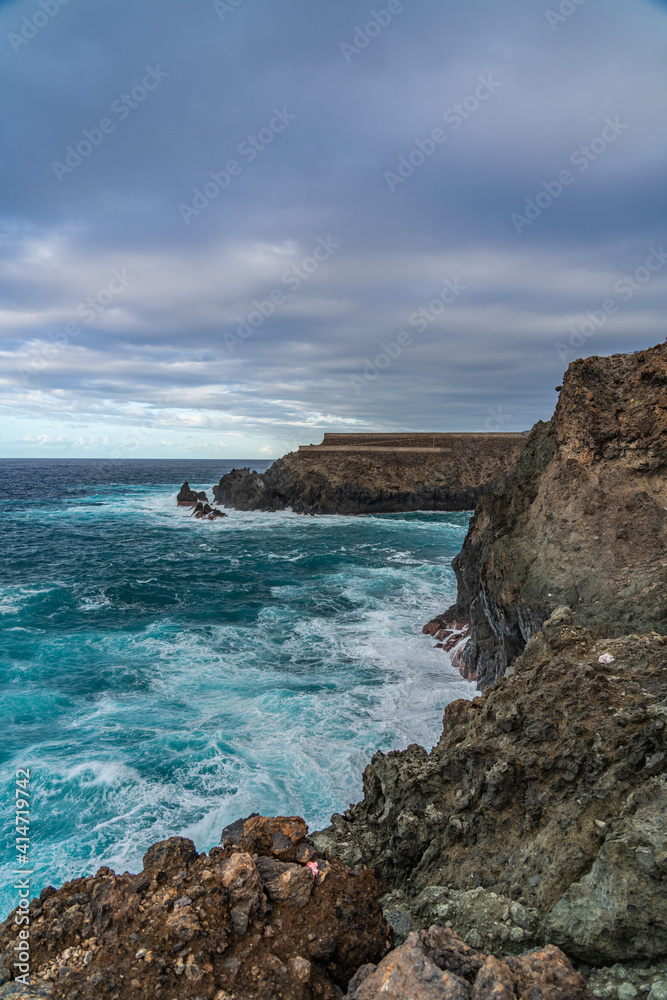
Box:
xmin=315 ymin=623 xmax=667 ymax=963
xmin=428 ymin=343 xmax=667 ymax=690
xmin=189 ymin=501 xmax=228 ymax=520
xmin=343 ymin=928 xmax=587 ymax=1000
xmin=543 ymin=778 xmax=667 ymax=962
xmin=0 ymin=818 xmax=390 ymax=1000
xmin=142 ymin=836 xmax=198 ymax=871
xmin=176 ymin=482 xmax=208 ymax=506
xmin=255 ymin=858 xmax=313 ymax=907
xmin=412 ymin=887 xmax=537 ymax=955
xmin=586 ymin=960 xmax=667 ymax=999
xmin=224 ymin=814 xmax=311 ymax=861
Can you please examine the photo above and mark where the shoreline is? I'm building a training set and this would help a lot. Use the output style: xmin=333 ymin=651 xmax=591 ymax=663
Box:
xmin=2 ymin=345 xmax=666 ymax=999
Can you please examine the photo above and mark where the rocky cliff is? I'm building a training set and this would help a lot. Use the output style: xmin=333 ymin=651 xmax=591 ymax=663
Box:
xmin=3 ymin=347 xmax=667 ymax=1000
xmin=310 ymin=345 xmax=667 ymax=997
xmin=212 ymin=433 xmax=525 ymax=515
xmin=428 ymin=344 xmax=667 ymax=689
xmin=313 ymin=620 xmax=667 ymax=974
xmin=0 ymin=816 xmax=592 ymax=1000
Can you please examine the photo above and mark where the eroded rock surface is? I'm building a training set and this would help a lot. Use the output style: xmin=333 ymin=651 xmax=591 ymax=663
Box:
xmin=176 ymin=482 xmax=208 ymax=506
xmin=212 ymin=434 xmax=524 ymax=514
xmin=0 ymin=817 xmax=390 ymax=1000
xmin=314 ymin=621 xmax=667 ymax=964
xmin=343 ymin=927 xmax=588 ymax=1000
xmin=430 ymin=344 xmax=667 ymax=689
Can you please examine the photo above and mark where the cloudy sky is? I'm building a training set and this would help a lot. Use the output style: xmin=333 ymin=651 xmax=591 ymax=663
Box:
xmin=1 ymin=0 xmax=666 ymax=458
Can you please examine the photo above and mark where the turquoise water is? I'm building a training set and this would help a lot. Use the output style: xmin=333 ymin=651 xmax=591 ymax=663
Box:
xmin=0 ymin=459 xmax=472 ymax=918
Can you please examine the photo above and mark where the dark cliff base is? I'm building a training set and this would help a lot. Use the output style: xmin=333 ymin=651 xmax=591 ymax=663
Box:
xmin=212 ymin=434 xmax=525 ymax=515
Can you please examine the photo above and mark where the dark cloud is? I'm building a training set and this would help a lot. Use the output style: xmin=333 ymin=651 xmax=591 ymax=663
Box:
xmin=1 ymin=0 xmax=666 ymax=456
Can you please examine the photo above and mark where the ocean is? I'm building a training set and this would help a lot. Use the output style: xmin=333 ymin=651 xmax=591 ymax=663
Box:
xmin=0 ymin=459 xmax=473 ymax=919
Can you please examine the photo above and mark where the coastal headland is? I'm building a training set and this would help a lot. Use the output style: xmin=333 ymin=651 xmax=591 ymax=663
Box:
xmin=2 ymin=345 xmax=666 ymax=1000
xmin=213 ymin=432 xmax=526 ymax=515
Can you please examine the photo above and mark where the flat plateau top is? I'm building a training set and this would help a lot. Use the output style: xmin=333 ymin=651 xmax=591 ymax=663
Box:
xmin=298 ymin=445 xmax=454 ymax=453
xmin=298 ymin=432 xmax=526 ymax=452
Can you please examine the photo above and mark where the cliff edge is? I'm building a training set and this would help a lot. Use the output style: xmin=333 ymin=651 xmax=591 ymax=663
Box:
xmin=429 ymin=344 xmax=667 ymax=689
xmin=212 ymin=433 xmax=525 ymax=515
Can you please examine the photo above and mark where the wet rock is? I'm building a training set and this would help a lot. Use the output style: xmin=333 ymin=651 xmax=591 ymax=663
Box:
xmin=177 ymin=482 xmax=208 ymax=505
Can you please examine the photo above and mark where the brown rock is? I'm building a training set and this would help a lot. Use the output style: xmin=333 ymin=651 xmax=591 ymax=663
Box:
xmin=164 ymin=904 xmax=201 ymax=942
xmin=217 ymin=852 xmax=265 ymax=935
xmin=0 ymin=824 xmax=390 ymax=1000
xmin=142 ymin=836 xmax=198 ymax=872
xmin=255 ymin=857 xmax=313 ymax=907
xmin=212 ymin=434 xmax=524 ymax=515
xmin=471 ymin=956 xmax=515 ymax=1000
xmin=234 ymin=814 xmax=310 ymax=861
xmin=347 ymin=932 xmax=470 ymax=999
xmin=507 ymin=945 xmax=589 ymax=999
xmin=288 ymin=956 xmax=312 ymax=983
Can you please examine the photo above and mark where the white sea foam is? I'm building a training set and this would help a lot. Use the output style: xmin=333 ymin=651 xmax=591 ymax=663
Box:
xmin=0 ymin=477 xmax=473 ymax=918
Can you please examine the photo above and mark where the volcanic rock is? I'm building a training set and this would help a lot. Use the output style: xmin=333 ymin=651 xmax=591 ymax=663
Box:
xmin=314 ymin=619 xmax=667 ymax=964
xmin=212 ymin=434 xmax=524 ymax=514
xmin=343 ymin=927 xmax=588 ymax=1000
xmin=0 ymin=824 xmax=390 ymax=1000
xmin=177 ymin=482 xmax=208 ymax=506
xmin=431 ymin=344 xmax=667 ymax=689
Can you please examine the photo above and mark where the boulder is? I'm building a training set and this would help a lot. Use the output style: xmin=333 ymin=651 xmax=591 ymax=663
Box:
xmin=344 ymin=928 xmax=588 ymax=1000
xmin=176 ymin=481 xmax=208 ymax=506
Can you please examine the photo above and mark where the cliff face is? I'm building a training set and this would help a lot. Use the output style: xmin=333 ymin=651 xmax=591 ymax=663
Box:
xmin=212 ymin=434 xmax=525 ymax=515
xmin=314 ymin=619 xmax=667 ymax=966
xmin=313 ymin=346 xmax=667 ymax=974
xmin=440 ymin=344 xmax=667 ymax=689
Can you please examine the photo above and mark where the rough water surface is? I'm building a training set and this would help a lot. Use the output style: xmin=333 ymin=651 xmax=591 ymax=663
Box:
xmin=0 ymin=459 xmax=472 ymax=918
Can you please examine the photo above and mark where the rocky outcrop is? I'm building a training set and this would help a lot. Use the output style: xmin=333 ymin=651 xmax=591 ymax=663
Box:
xmin=343 ymin=927 xmax=589 ymax=1000
xmin=0 ymin=816 xmax=390 ymax=1000
xmin=212 ymin=434 xmax=525 ymax=515
xmin=190 ymin=501 xmax=227 ymax=520
xmin=0 ymin=813 xmax=603 ymax=1000
xmin=177 ymin=482 xmax=208 ymax=506
xmin=431 ymin=344 xmax=667 ymax=689
xmin=313 ymin=617 xmax=667 ymax=966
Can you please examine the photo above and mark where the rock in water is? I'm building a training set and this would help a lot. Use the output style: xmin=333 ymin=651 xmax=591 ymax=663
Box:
xmin=176 ymin=481 xmax=208 ymax=506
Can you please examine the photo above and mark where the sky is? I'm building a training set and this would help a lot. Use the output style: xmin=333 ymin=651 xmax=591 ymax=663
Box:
xmin=1 ymin=0 xmax=666 ymax=459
